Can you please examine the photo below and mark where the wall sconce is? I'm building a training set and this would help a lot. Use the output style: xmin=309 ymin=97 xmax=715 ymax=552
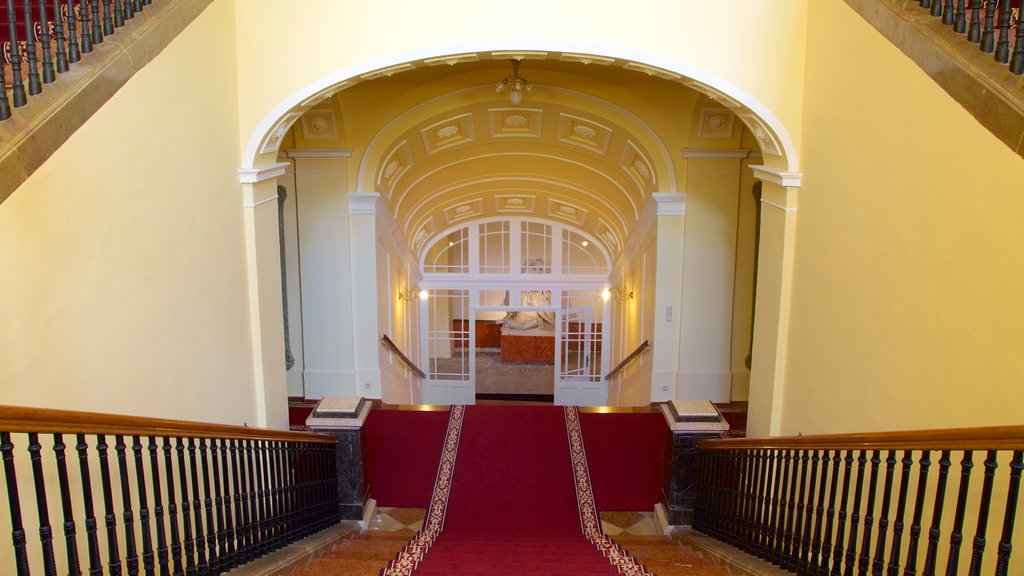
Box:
xmin=398 ymin=287 xmax=428 ymax=301
xmin=601 ymin=287 xmax=633 ymax=302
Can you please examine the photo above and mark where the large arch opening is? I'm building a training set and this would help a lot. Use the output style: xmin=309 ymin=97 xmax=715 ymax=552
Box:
xmin=238 ymin=49 xmax=800 ymax=435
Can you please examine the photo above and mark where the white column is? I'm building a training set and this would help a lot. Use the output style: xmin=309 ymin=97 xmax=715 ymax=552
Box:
xmin=651 ymin=193 xmax=686 ymax=403
xmin=349 ymin=193 xmax=383 ymax=399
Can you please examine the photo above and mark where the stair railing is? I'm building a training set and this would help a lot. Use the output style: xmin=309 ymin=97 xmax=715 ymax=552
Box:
xmin=1 ymin=0 xmax=154 ymax=121
xmin=913 ymin=0 xmax=1024 ymax=74
xmin=694 ymin=425 xmax=1024 ymax=576
xmin=604 ymin=339 xmax=649 ymax=381
xmin=381 ymin=334 xmax=426 ymax=379
xmin=0 ymin=404 xmax=339 ymax=576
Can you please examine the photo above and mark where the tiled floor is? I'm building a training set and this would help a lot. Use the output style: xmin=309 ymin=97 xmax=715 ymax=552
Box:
xmin=369 ymin=506 xmax=656 ymax=536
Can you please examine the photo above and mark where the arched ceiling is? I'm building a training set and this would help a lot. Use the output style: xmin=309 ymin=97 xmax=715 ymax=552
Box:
xmin=282 ymin=57 xmax=754 ymax=261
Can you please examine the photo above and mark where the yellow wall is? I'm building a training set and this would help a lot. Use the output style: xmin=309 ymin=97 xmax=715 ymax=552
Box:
xmin=781 ymin=0 xmax=1024 ymax=434
xmin=0 ymin=0 xmax=259 ymax=424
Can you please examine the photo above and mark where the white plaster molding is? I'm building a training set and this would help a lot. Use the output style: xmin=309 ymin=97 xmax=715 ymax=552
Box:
xmin=238 ymin=162 xmax=290 ymax=184
xmin=243 ymin=195 xmax=279 ymax=209
xmin=283 ymin=148 xmax=354 ymax=159
xmin=761 ymin=198 xmax=797 ymax=213
xmin=651 ymin=192 xmax=686 ymax=216
xmin=681 ymin=148 xmax=759 ymax=159
xmin=750 ymin=165 xmax=803 ymax=188
xmin=349 ymin=193 xmax=381 ymax=215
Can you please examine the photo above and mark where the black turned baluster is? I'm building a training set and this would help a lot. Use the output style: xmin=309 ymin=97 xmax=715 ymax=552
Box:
xmin=830 ymin=451 xmax=854 ymax=576
xmin=89 ymin=0 xmax=101 ymax=43
xmin=742 ymin=450 xmax=760 ymax=554
xmin=968 ymin=0 xmax=985 ymax=43
xmin=228 ymin=440 xmax=245 ymax=566
xmin=994 ymin=0 xmax=1011 ymax=62
xmin=264 ymin=441 xmax=279 ymax=549
xmin=133 ymin=0 xmax=141 ymax=15
xmin=945 ymin=451 xmax=974 ymax=576
xmin=294 ymin=443 xmax=310 ymax=539
xmin=995 ymin=450 xmax=1023 ymax=576
xmin=162 ymin=438 xmax=184 ymax=576
xmin=1012 ymin=11 xmax=1024 ymax=74
xmin=1 ymin=56 xmax=9 ymax=120
xmin=931 ymin=0 xmax=943 ymax=16
xmin=769 ymin=449 xmax=786 ymax=563
xmin=903 ymin=451 xmax=931 ymax=576
xmin=198 ymin=439 xmax=217 ymax=574
xmin=175 ymin=438 xmax=197 ymax=576
xmin=97 ymin=435 xmax=123 ymax=575
xmin=28 ymin=433 xmax=59 ymax=576
xmin=955 ymin=0 xmax=968 ymax=32
xmin=209 ymin=440 xmax=227 ymax=574
xmin=783 ymin=450 xmax=803 ymax=569
xmin=66 ymin=0 xmax=80 ymax=62
xmin=886 ymin=451 xmax=914 ymax=576
xmin=858 ymin=451 xmax=882 ymax=576
xmin=216 ymin=440 xmax=235 ymax=570
xmin=922 ymin=451 xmax=951 ymax=576
xmin=980 ymin=0 xmax=997 ymax=52
xmin=115 ymin=436 xmax=140 ymax=576
xmin=186 ymin=439 xmax=207 ymax=576
xmin=233 ymin=439 xmax=252 ymax=563
xmin=37 ymin=0 xmax=54 ymax=83
xmin=727 ymin=450 xmax=742 ymax=543
xmin=757 ymin=450 xmax=774 ymax=559
xmin=966 ymin=450 xmax=999 ymax=575
xmin=132 ymin=437 xmax=155 ymax=576
xmin=819 ymin=451 xmax=842 ymax=575
xmin=943 ymin=0 xmax=955 ymax=23
xmin=1 ymin=432 xmax=31 ymax=576
xmin=245 ymin=440 xmax=260 ymax=559
xmin=7 ymin=0 xmax=27 ymax=107
xmin=773 ymin=450 xmax=792 ymax=565
xmin=751 ymin=450 xmax=768 ymax=559
xmin=52 ymin=0 xmax=67 ymax=72
xmin=799 ymin=450 xmax=820 ymax=574
xmin=111 ymin=0 xmax=120 ymax=27
xmin=846 ymin=451 xmax=869 ymax=576
xmin=255 ymin=441 xmax=269 ymax=554
xmin=53 ymin=434 xmax=83 ymax=576
xmin=872 ymin=451 xmax=898 ymax=576
xmin=23 ymin=0 xmax=41 ymax=95
xmin=122 ymin=0 xmax=132 ymax=21
xmin=100 ymin=0 xmax=112 ymax=35
xmin=147 ymin=438 xmax=169 ymax=576
xmin=272 ymin=441 xmax=286 ymax=547
xmin=76 ymin=434 xmax=103 ymax=576
xmin=280 ymin=442 xmax=295 ymax=544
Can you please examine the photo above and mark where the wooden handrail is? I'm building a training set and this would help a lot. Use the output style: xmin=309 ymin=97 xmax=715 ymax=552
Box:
xmin=697 ymin=424 xmax=1024 ymax=451
xmin=604 ymin=339 xmax=650 ymax=380
xmin=0 ymin=404 xmax=335 ymax=443
xmin=381 ymin=334 xmax=427 ymax=379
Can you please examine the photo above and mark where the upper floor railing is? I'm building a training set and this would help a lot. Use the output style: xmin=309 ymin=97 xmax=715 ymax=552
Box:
xmin=694 ymin=425 xmax=1024 ymax=576
xmin=2 ymin=0 xmax=155 ymax=121
xmin=0 ymin=404 xmax=339 ymax=576
xmin=912 ymin=1 xmax=1024 ymax=75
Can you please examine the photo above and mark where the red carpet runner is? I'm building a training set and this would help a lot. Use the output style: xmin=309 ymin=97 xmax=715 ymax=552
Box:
xmin=382 ymin=405 xmax=649 ymax=576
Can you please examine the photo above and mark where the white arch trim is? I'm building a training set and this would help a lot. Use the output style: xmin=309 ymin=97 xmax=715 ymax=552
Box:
xmin=240 ymin=41 xmax=799 ymax=174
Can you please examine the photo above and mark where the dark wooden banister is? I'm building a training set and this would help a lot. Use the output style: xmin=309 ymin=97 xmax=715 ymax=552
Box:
xmin=604 ymin=339 xmax=649 ymax=380
xmin=0 ymin=404 xmax=335 ymax=442
xmin=381 ymin=334 xmax=426 ymax=379
xmin=697 ymin=424 xmax=1024 ymax=451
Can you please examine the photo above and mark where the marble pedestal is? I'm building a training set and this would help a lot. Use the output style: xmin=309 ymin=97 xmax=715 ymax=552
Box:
xmin=306 ymin=396 xmax=372 ymax=522
xmin=660 ymin=400 xmax=729 ymax=527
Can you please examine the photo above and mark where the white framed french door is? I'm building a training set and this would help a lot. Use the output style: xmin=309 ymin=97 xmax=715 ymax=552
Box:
xmin=556 ymin=306 xmax=607 ymax=406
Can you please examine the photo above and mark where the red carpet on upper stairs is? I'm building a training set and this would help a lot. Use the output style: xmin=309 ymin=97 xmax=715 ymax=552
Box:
xmin=383 ymin=405 xmax=650 ymax=576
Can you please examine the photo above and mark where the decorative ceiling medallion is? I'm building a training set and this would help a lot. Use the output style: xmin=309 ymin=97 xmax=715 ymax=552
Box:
xmin=633 ymin=159 xmax=651 ymax=180
xmin=621 ymin=140 xmax=656 ymax=190
xmin=377 ymin=140 xmax=413 ymax=196
xmin=595 ymin=220 xmax=620 ymax=251
xmin=300 ymin=110 xmax=337 ymax=141
xmin=684 ymin=81 xmax=742 ymax=109
xmin=488 ymin=108 xmax=542 ymax=138
xmin=546 ymin=199 xmax=587 ymax=225
xmin=494 ymin=195 xmax=536 ymax=213
xmin=558 ymin=53 xmax=616 ymax=65
xmin=421 ymin=113 xmax=475 ymax=154
xmin=261 ymin=112 xmax=301 ymax=155
xmin=557 ymin=113 xmax=612 ymax=154
xmin=411 ymin=218 xmax=437 ymax=251
xmin=738 ymin=114 xmax=781 ymax=156
xmin=699 ymin=109 xmax=736 ymax=139
xmin=623 ymin=61 xmax=681 ymax=80
xmin=359 ymin=63 xmax=416 ymax=80
xmin=383 ymin=160 xmax=400 ymax=179
xmin=423 ymin=53 xmax=480 ymax=66
xmin=443 ymin=199 xmax=484 ymax=223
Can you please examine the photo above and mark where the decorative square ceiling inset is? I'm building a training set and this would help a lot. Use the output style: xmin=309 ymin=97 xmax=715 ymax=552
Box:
xmin=300 ymin=110 xmax=337 ymax=141
xmin=738 ymin=114 xmax=781 ymax=156
xmin=261 ymin=112 xmax=301 ymax=155
xmin=494 ymin=195 xmax=536 ymax=213
xmin=546 ymin=199 xmax=588 ymax=226
xmin=557 ymin=113 xmax=612 ymax=155
xmin=698 ymin=109 xmax=736 ymax=140
xmin=412 ymin=218 xmax=437 ymax=252
xmin=378 ymin=140 xmax=413 ymax=199
xmin=443 ymin=198 xmax=484 ymax=223
xmin=421 ymin=113 xmax=476 ymax=155
xmin=620 ymin=140 xmax=656 ymax=192
xmin=488 ymin=108 xmax=543 ymax=138
xmin=595 ymin=220 xmax=619 ymax=252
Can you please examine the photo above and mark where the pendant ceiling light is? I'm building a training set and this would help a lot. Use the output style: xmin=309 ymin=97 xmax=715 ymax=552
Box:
xmin=495 ymin=59 xmax=531 ymax=105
